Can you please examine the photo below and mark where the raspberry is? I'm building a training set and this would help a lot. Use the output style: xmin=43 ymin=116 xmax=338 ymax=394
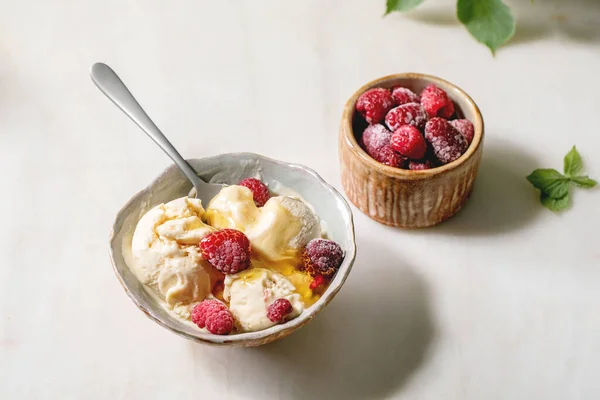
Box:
xmin=267 ymin=298 xmax=293 ymax=323
xmin=239 ymin=178 xmax=270 ymax=207
xmin=439 ymin=101 xmax=455 ymax=119
xmin=424 ymin=118 xmax=468 ymax=165
xmin=391 ymin=86 xmax=420 ymax=105
xmin=390 ymin=125 xmax=427 ymax=160
xmin=302 ymin=238 xmax=344 ymax=279
xmin=361 ymin=124 xmax=391 ymax=153
xmin=356 ymin=88 xmax=395 ymax=124
xmin=309 ymin=274 xmax=326 ymax=290
xmin=408 ymin=159 xmax=435 ymax=170
xmin=369 ymin=144 xmax=406 ymax=168
xmin=385 ymin=103 xmax=428 ymax=131
xmin=421 ymin=84 xmax=453 ymax=118
xmin=200 ymin=229 xmax=251 ymax=274
xmin=450 ymin=119 xmax=475 ymax=144
xmin=360 ymin=124 xmax=406 ymax=167
xmin=192 ymin=299 xmax=234 ymax=335
xmin=192 ymin=299 xmax=226 ymax=327
xmin=205 ymin=311 xmax=234 ymax=335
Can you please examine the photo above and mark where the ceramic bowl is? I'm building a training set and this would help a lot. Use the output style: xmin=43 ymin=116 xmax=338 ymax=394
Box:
xmin=109 ymin=153 xmax=356 ymax=347
xmin=339 ymin=73 xmax=484 ymax=228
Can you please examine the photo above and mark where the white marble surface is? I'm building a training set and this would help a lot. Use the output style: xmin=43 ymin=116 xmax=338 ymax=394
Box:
xmin=1 ymin=0 xmax=600 ymax=399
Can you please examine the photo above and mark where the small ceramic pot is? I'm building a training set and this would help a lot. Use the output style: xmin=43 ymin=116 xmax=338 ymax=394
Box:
xmin=109 ymin=153 xmax=356 ymax=347
xmin=339 ymin=73 xmax=484 ymax=228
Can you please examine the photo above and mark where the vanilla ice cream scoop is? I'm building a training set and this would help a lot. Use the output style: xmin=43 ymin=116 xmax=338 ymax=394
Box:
xmin=206 ymin=185 xmax=320 ymax=260
xmin=131 ymin=197 xmax=218 ymax=317
xmin=224 ymin=268 xmax=304 ymax=332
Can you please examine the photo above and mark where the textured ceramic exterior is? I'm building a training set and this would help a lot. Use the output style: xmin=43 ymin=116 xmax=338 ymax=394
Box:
xmin=109 ymin=153 xmax=356 ymax=347
xmin=339 ymin=73 xmax=484 ymax=228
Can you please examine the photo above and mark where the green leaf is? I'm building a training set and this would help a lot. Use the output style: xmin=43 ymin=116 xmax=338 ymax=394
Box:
xmin=541 ymin=192 xmax=569 ymax=212
xmin=526 ymin=169 xmax=570 ymax=199
xmin=563 ymin=146 xmax=583 ymax=176
xmin=385 ymin=0 xmax=424 ymax=14
xmin=457 ymin=0 xmax=516 ymax=54
xmin=571 ymin=176 xmax=597 ymax=188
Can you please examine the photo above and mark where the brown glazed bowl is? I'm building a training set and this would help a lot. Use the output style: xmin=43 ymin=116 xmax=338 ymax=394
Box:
xmin=339 ymin=73 xmax=484 ymax=228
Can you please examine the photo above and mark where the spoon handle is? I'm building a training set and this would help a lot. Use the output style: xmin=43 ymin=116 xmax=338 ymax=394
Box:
xmin=90 ymin=62 xmax=204 ymax=188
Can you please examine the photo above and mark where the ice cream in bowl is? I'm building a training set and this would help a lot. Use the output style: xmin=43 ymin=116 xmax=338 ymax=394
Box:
xmin=109 ymin=153 xmax=356 ymax=346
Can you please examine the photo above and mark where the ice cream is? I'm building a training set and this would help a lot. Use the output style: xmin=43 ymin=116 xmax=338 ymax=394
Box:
xmin=223 ymin=268 xmax=304 ymax=332
xmin=125 ymin=179 xmax=341 ymax=335
xmin=205 ymin=185 xmax=321 ymax=261
xmin=130 ymin=197 xmax=218 ymax=318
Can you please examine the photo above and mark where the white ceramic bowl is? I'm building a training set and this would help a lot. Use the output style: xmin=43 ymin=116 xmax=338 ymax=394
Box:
xmin=109 ymin=153 xmax=356 ymax=347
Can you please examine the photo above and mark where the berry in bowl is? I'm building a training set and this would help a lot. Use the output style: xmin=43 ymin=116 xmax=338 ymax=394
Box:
xmin=339 ymin=73 xmax=484 ymax=228
xmin=109 ymin=153 xmax=356 ymax=346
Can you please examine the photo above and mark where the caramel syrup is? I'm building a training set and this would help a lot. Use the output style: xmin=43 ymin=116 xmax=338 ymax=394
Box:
xmin=211 ymin=251 xmax=320 ymax=307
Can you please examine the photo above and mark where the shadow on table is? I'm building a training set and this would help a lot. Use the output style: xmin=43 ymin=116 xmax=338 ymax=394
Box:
xmin=193 ymin=238 xmax=435 ymax=400
xmin=507 ymin=0 xmax=600 ymax=46
xmin=401 ymin=7 xmax=458 ymax=27
xmin=427 ymin=136 xmax=541 ymax=237
xmin=393 ymin=0 xmax=600 ymax=46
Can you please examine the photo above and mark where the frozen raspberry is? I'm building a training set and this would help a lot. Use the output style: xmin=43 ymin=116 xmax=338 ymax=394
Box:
xmin=450 ymin=119 xmax=475 ymax=144
xmin=370 ymin=144 xmax=406 ymax=168
xmin=361 ymin=124 xmax=391 ymax=153
xmin=424 ymin=118 xmax=468 ymax=165
xmin=192 ymin=299 xmax=234 ymax=335
xmin=408 ymin=160 xmax=435 ymax=170
xmin=302 ymin=238 xmax=344 ymax=279
xmin=200 ymin=229 xmax=251 ymax=274
xmin=385 ymin=103 xmax=428 ymax=131
xmin=421 ymin=84 xmax=453 ymax=118
xmin=391 ymin=86 xmax=420 ymax=105
xmin=360 ymin=124 xmax=406 ymax=167
xmin=267 ymin=298 xmax=293 ymax=323
xmin=309 ymin=274 xmax=326 ymax=290
xmin=239 ymin=178 xmax=270 ymax=207
xmin=192 ymin=299 xmax=226 ymax=327
xmin=439 ymin=101 xmax=455 ymax=119
xmin=390 ymin=125 xmax=427 ymax=160
xmin=205 ymin=311 xmax=234 ymax=335
xmin=356 ymin=88 xmax=395 ymax=124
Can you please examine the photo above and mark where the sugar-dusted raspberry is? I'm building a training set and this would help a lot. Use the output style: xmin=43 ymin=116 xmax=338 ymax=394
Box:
xmin=424 ymin=118 xmax=468 ymax=165
xmin=267 ymin=298 xmax=293 ymax=323
xmin=392 ymin=86 xmax=420 ymax=105
xmin=192 ymin=299 xmax=226 ymax=328
xmin=385 ymin=103 xmax=428 ymax=131
xmin=369 ymin=144 xmax=406 ymax=168
xmin=390 ymin=125 xmax=427 ymax=160
xmin=302 ymin=238 xmax=344 ymax=279
xmin=200 ymin=229 xmax=251 ymax=274
xmin=360 ymin=124 xmax=406 ymax=167
xmin=439 ymin=101 xmax=455 ymax=119
xmin=450 ymin=119 xmax=475 ymax=144
xmin=192 ymin=299 xmax=234 ymax=335
xmin=356 ymin=88 xmax=395 ymax=124
xmin=205 ymin=311 xmax=234 ymax=335
xmin=361 ymin=124 xmax=391 ymax=152
xmin=239 ymin=177 xmax=270 ymax=207
xmin=408 ymin=159 xmax=435 ymax=170
xmin=421 ymin=84 xmax=453 ymax=118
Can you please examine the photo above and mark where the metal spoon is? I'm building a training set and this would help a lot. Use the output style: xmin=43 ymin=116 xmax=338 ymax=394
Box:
xmin=90 ymin=62 xmax=224 ymax=202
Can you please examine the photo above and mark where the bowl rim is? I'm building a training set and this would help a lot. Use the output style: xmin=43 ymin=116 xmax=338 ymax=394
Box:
xmin=341 ymin=72 xmax=485 ymax=180
xmin=108 ymin=152 xmax=357 ymax=345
